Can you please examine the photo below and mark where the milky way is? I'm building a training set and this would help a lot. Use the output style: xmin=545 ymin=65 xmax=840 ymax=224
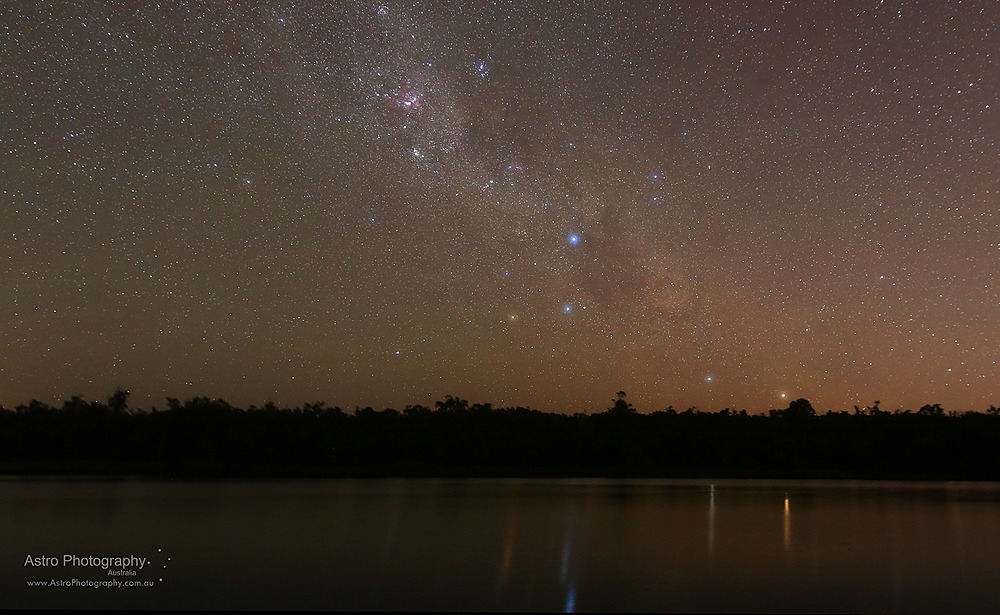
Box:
xmin=2 ymin=1 xmax=996 ymax=413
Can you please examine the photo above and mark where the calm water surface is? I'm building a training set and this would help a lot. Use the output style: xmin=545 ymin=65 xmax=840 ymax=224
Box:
xmin=3 ymin=478 xmax=1000 ymax=612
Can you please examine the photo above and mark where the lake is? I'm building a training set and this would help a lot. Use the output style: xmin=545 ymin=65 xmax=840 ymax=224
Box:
xmin=3 ymin=478 xmax=1000 ymax=612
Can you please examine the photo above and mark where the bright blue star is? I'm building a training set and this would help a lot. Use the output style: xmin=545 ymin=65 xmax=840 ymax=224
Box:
xmin=563 ymin=304 xmax=573 ymax=313
xmin=505 ymin=160 xmax=523 ymax=175
xmin=567 ymin=233 xmax=580 ymax=245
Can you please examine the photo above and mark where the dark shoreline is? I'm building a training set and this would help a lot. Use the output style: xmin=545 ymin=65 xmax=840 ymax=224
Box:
xmin=4 ymin=393 xmax=1000 ymax=481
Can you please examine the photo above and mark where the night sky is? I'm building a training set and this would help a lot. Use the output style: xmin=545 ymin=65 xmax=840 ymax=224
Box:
xmin=2 ymin=1 xmax=996 ymax=414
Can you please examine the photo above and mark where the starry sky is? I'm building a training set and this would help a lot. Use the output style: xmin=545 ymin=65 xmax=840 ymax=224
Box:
xmin=2 ymin=1 xmax=997 ymax=414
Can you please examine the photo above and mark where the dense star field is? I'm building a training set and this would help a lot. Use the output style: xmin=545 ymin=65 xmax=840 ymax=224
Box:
xmin=2 ymin=1 xmax=996 ymax=414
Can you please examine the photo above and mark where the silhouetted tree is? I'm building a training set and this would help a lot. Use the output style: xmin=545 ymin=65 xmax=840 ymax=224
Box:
xmin=435 ymin=395 xmax=470 ymax=414
xmin=608 ymin=391 xmax=636 ymax=415
xmin=404 ymin=404 xmax=432 ymax=417
xmin=786 ymin=398 xmax=815 ymax=418
xmin=108 ymin=388 xmax=129 ymax=413
xmin=918 ymin=403 xmax=944 ymax=416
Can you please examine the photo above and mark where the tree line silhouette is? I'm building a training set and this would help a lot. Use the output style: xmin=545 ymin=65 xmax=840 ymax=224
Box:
xmin=1 ymin=390 xmax=999 ymax=479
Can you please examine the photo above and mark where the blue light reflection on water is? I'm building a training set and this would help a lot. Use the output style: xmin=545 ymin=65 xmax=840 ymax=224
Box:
xmin=564 ymin=584 xmax=577 ymax=613
xmin=560 ymin=506 xmax=577 ymax=612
